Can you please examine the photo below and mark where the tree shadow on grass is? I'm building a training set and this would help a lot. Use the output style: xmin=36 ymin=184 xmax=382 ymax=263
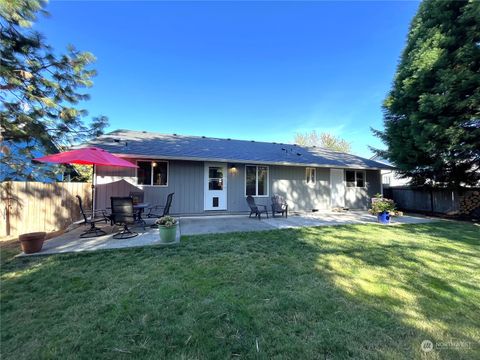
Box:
xmin=0 ymin=222 xmax=479 ymax=359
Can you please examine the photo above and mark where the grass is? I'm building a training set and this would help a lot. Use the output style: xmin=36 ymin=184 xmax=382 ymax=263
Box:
xmin=1 ymin=222 xmax=479 ymax=359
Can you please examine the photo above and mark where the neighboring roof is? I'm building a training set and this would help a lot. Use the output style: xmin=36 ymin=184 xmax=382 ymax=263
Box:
xmin=1 ymin=139 xmax=79 ymax=182
xmin=82 ymin=129 xmax=393 ymax=170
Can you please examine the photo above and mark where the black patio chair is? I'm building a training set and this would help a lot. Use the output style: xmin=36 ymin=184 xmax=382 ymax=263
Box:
xmin=271 ymin=194 xmax=288 ymax=218
xmin=148 ymin=193 xmax=174 ymax=228
xmin=76 ymin=195 xmax=108 ymax=238
xmin=246 ymin=195 xmax=269 ymax=219
xmin=110 ymin=197 xmax=138 ymax=239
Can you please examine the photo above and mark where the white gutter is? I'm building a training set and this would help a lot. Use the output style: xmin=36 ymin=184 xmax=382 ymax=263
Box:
xmin=111 ymin=152 xmax=391 ymax=171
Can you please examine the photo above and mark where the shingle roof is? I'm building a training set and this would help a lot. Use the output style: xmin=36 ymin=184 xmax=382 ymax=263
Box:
xmin=370 ymin=155 xmax=394 ymax=167
xmin=82 ymin=129 xmax=393 ymax=170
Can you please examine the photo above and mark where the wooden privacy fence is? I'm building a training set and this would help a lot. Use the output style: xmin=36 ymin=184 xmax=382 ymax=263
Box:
xmin=0 ymin=181 xmax=91 ymax=238
xmin=384 ymin=187 xmax=480 ymax=215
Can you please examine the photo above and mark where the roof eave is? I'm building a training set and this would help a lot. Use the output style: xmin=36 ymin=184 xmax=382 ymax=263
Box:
xmin=111 ymin=152 xmax=390 ymax=170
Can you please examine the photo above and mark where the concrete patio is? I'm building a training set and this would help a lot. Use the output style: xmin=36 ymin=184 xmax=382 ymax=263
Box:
xmin=20 ymin=211 xmax=435 ymax=256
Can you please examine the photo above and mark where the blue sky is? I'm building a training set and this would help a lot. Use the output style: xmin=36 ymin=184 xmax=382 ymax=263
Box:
xmin=36 ymin=1 xmax=419 ymax=157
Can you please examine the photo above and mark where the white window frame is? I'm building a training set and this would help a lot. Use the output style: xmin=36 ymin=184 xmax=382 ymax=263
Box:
xmin=306 ymin=167 xmax=316 ymax=185
xmin=207 ymin=165 xmax=225 ymax=191
xmin=244 ymin=165 xmax=269 ymax=197
xmin=136 ymin=160 xmax=169 ymax=187
xmin=345 ymin=170 xmax=366 ymax=188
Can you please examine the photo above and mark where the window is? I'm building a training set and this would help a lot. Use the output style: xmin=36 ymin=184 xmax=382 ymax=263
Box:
xmin=306 ymin=167 xmax=316 ymax=184
xmin=382 ymin=174 xmax=391 ymax=185
xmin=208 ymin=167 xmax=224 ymax=190
xmin=137 ymin=160 xmax=168 ymax=186
xmin=345 ymin=170 xmax=365 ymax=188
xmin=356 ymin=171 xmax=364 ymax=188
xmin=245 ymin=165 xmax=269 ymax=196
xmin=257 ymin=166 xmax=268 ymax=196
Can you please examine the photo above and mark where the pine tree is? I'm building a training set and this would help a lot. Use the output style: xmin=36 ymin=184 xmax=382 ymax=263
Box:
xmin=0 ymin=0 xmax=108 ymax=180
xmin=373 ymin=0 xmax=480 ymax=188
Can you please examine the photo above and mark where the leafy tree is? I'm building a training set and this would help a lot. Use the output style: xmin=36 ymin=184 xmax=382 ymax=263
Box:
xmin=373 ymin=0 xmax=480 ymax=188
xmin=0 ymin=0 xmax=108 ymax=181
xmin=71 ymin=164 xmax=94 ymax=182
xmin=294 ymin=130 xmax=352 ymax=153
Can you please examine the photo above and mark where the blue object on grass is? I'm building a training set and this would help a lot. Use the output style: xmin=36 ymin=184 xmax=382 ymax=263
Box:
xmin=377 ymin=211 xmax=391 ymax=224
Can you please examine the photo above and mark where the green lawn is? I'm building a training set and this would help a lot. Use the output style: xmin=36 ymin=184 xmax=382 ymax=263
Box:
xmin=1 ymin=222 xmax=479 ymax=359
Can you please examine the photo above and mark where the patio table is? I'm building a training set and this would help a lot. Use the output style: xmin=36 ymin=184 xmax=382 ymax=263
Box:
xmin=133 ymin=203 xmax=150 ymax=223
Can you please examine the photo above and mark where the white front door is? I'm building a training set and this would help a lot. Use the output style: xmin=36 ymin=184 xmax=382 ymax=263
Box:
xmin=204 ymin=163 xmax=227 ymax=210
xmin=330 ymin=168 xmax=345 ymax=208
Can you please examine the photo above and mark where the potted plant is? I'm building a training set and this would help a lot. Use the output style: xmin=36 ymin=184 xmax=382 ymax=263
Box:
xmin=19 ymin=232 xmax=46 ymax=254
xmin=369 ymin=195 xmax=396 ymax=224
xmin=156 ymin=216 xmax=178 ymax=243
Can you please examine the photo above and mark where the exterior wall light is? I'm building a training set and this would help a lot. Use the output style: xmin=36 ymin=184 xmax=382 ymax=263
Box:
xmin=228 ymin=164 xmax=238 ymax=174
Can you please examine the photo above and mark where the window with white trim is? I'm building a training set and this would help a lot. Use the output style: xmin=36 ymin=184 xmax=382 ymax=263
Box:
xmin=137 ymin=160 xmax=168 ymax=186
xmin=345 ymin=170 xmax=365 ymax=188
xmin=306 ymin=167 xmax=316 ymax=184
xmin=245 ymin=165 xmax=269 ymax=196
xmin=382 ymin=175 xmax=391 ymax=185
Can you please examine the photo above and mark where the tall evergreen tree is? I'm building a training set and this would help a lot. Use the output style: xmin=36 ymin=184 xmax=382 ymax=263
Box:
xmin=0 ymin=0 xmax=108 ymax=181
xmin=373 ymin=0 xmax=480 ymax=188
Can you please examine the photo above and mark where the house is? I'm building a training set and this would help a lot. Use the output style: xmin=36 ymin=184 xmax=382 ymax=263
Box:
xmin=369 ymin=155 xmax=410 ymax=188
xmin=84 ymin=129 xmax=392 ymax=215
xmin=0 ymin=138 xmax=79 ymax=182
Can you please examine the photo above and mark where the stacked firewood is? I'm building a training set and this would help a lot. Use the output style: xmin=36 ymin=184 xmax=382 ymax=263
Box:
xmin=459 ymin=191 xmax=480 ymax=214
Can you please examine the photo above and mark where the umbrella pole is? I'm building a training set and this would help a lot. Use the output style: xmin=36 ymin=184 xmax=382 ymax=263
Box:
xmin=92 ymin=164 xmax=96 ymax=214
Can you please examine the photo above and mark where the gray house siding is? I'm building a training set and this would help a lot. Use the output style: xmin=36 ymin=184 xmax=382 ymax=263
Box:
xmin=269 ymin=166 xmax=330 ymax=212
xmin=95 ymin=159 xmax=381 ymax=214
xmin=95 ymin=160 xmax=203 ymax=214
xmin=95 ymin=164 xmax=136 ymax=211
xmin=226 ymin=165 xmax=331 ymax=212
xmin=227 ymin=165 xmax=248 ymax=212
xmin=344 ymin=170 xmax=382 ymax=209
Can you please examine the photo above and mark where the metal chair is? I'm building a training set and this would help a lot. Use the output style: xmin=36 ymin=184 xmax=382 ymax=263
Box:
xmin=76 ymin=195 xmax=108 ymax=238
xmin=246 ymin=195 xmax=269 ymax=219
xmin=129 ymin=191 xmax=144 ymax=205
xmin=271 ymin=195 xmax=288 ymax=218
xmin=129 ymin=191 xmax=145 ymax=224
xmin=146 ymin=192 xmax=174 ymax=218
xmin=110 ymin=197 xmax=138 ymax=239
xmin=148 ymin=193 xmax=174 ymax=228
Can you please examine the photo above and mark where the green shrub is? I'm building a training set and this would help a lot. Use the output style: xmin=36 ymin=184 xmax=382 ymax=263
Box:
xmin=369 ymin=197 xmax=396 ymax=215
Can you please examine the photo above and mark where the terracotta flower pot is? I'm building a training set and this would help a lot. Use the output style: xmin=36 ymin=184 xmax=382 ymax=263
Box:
xmin=19 ymin=232 xmax=46 ymax=254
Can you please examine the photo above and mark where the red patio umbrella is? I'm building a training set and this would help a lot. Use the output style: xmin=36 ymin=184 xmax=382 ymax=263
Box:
xmin=34 ymin=147 xmax=138 ymax=213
